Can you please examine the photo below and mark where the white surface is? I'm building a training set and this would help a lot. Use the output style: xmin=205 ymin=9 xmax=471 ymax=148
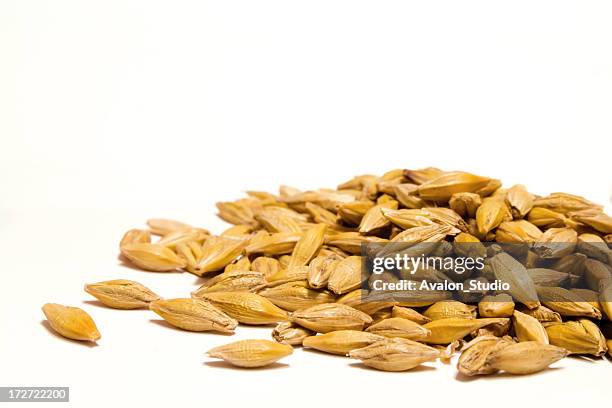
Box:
xmin=1 ymin=1 xmax=611 ymax=407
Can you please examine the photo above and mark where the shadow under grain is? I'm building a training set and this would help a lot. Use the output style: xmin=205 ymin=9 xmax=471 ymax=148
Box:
xmin=203 ymin=361 xmax=289 ymax=370
xmin=348 ymin=362 xmax=436 ymax=373
xmin=148 ymin=319 xmax=234 ymax=336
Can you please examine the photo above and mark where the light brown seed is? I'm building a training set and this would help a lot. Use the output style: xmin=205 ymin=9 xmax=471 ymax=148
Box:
xmin=545 ymin=320 xmax=607 ymax=356
xmin=478 ymin=295 xmax=514 ymax=318
xmin=349 ymin=338 xmax=440 ymax=371
xmin=290 ymin=303 xmax=372 ymax=333
xmin=191 ymin=271 xmax=266 ymax=296
xmin=423 ymin=301 xmax=477 ymax=321
xmin=272 ymin=322 xmax=314 ymax=345
xmin=308 ymin=255 xmax=341 ymax=289
xmin=199 ymin=292 xmax=289 ymax=325
xmin=327 ymin=256 xmax=363 ymax=295
xmin=146 ymin=218 xmax=192 ymax=235
xmin=194 ymin=237 xmax=248 ymax=275
xmin=302 ymin=330 xmax=385 ymax=355
xmin=288 ymin=224 xmax=327 ymax=268
xmin=365 ymin=317 xmax=431 ymax=341
xmin=42 ymin=303 xmax=100 ymax=342
xmin=476 ymin=197 xmax=512 ymax=235
xmin=121 ymin=243 xmax=187 ymax=272
xmin=150 ymin=298 xmax=238 ymax=333
xmin=489 ymin=252 xmax=540 ymax=309
xmin=536 ymin=286 xmax=602 ymax=319
xmin=417 ymin=172 xmax=492 ymax=203
xmin=207 ymin=339 xmax=293 ymax=368
xmin=258 ymin=281 xmax=336 ymax=311
xmin=423 ymin=317 xmax=509 ymax=344
xmin=391 ymin=306 xmax=432 ymax=324
xmin=84 ymin=279 xmax=161 ymax=309
xmin=119 ymin=228 xmax=151 ymax=248
xmin=505 ymin=185 xmax=534 ymax=218
xmin=485 ymin=341 xmax=568 ymax=375
xmin=457 ymin=336 xmax=513 ymax=376
xmin=449 ymin=192 xmax=482 ymax=218
xmin=512 ymin=310 xmax=549 ymax=344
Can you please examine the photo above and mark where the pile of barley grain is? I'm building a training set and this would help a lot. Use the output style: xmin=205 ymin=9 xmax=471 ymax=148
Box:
xmin=42 ymin=168 xmax=612 ymax=375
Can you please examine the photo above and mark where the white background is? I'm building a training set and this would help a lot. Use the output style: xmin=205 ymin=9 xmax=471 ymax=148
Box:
xmin=1 ymin=1 xmax=611 ymax=407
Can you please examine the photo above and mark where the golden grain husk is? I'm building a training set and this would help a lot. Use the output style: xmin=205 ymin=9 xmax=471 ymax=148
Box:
xmin=302 ymin=330 xmax=385 ymax=355
xmin=84 ymin=279 xmax=160 ymax=309
xmin=290 ymin=303 xmax=372 ymax=333
xmin=42 ymin=303 xmax=101 ymax=342
xmin=207 ymin=339 xmax=293 ymax=368
xmin=150 ymin=298 xmax=238 ymax=333
xmin=349 ymin=338 xmax=440 ymax=371
xmin=199 ymin=292 xmax=289 ymax=325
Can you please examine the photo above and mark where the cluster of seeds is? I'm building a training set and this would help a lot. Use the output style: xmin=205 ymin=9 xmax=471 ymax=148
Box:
xmin=42 ymin=168 xmax=612 ymax=375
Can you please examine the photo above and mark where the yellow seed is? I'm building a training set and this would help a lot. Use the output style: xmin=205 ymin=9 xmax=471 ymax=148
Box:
xmin=272 ymin=322 xmax=314 ymax=345
xmin=42 ymin=303 xmax=100 ymax=342
xmin=349 ymin=338 xmax=440 ymax=371
xmin=200 ymin=292 xmax=289 ymax=325
xmin=195 ymin=237 xmax=247 ymax=275
xmin=536 ymin=286 xmax=602 ymax=319
xmin=146 ymin=218 xmax=192 ymax=235
xmin=302 ymin=330 xmax=385 ymax=355
xmin=457 ymin=336 xmax=514 ymax=376
xmin=391 ymin=306 xmax=432 ymax=324
xmin=417 ymin=171 xmax=492 ymax=203
xmin=359 ymin=201 xmax=398 ymax=234
xmin=476 ymin=196 xmax=512 ymax=235
xmin=119 ymin=228 xmax=151 ymax=248
xmin=449 ymin=192 xmax=482 ymax=218
xmin=486 ymin=341 xmax=568 ymax=375
xmin=207 ymin=339 xmax=293 ymax=368
xmin=290 ymin=303 xmax=372 ymax=333
xmin=258 ymin=281 xmax=336 ymax=312
xmin=327 ymin=256 xmax=363 ymax=295
xmin=512 ymin=310 xmax=549 ymax=344
xmin=150 ymin=298 xmax=238 ymax=333
xmin=489 ymin=253 xmax=540 ymax=309
xmin=365 ymin=317 xmax=431 ymax=341
xmin=191 ymin=271 xmax=266 ymax=296
xmin=423 ymin=301 xmax=477 ymax=321
xmin=121 ymin=243 xmax=187 ymax=272
xmin=288 ymin=224 xmax=327 ymax=268
xmin=84 ymin=279 xmax=160 ymax=309
xmin=251 ymin=256 xmax=282 ymax=279
xmin=308 ymin=255 xmax=341 ymax=289
xmin=423 ymin=317 xmax=509 ymax=344
xmin=478 ymin=295 xmax=514 ymax=318
xmin=545 ymin=320 xmax=607 ymax=356
xmin=506 ymin=185 xmax=534 ymax=218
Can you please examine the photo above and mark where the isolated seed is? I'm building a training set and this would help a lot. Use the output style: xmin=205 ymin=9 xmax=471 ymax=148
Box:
xmin=207 ymin=339 xmax=293 ymax=368
xmin=42 ymin=303 xmax=100 ymax=342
